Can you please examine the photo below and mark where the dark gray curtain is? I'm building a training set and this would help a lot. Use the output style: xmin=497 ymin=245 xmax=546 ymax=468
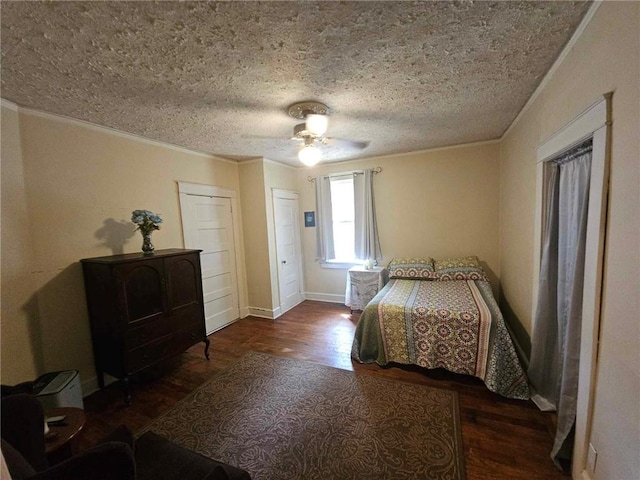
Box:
xmin=528 ymin=140 xmax=592 ymax=471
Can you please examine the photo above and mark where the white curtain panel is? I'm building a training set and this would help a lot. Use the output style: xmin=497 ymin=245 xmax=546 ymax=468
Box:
xmin=528 ymin=142 xmax=592 ymax=470
xmin=315 ymin=175 xmax=335 ymax=262
xmin=353 ymin=169 xmax=382 ymax=262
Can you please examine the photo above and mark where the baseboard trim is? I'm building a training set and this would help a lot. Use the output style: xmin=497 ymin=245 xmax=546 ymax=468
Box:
xmin=248 ymin=307 xmax=280 ymax=319
xmin=239 ymin=306 xmax=250 ymax=319
xmin=278 ymin=298 xmax=306 ymax=316
xmin=304 ymin=292 xmax=345 ymax=304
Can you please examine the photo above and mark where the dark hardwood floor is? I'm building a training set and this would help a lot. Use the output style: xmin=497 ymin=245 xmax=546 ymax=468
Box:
xmin=80 ymin=300 xmax=563 ymax=479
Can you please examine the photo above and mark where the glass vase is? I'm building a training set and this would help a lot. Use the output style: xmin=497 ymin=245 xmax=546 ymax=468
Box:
xmin=141 ymin=232 xmax=154 ymax=255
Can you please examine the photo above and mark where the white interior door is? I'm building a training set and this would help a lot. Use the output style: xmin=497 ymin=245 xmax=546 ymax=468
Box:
xmin=181 ymin=194 xmax=239 ymax=334
xmin=273 ymin=191 xmax=304 ymax=314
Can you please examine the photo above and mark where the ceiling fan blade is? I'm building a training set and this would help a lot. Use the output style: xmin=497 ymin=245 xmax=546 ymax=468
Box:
xmin=325 ymin=137 xmax=370 ymax=150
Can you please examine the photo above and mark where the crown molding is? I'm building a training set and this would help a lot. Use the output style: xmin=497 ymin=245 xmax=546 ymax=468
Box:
xmin=263 ymin=157 xmax=298 ymax=170
xmin=0 ymin=98 xmax=19 ymax=111
xmin=1 ymin=99 xmax=238 ymax=165
xmin=317 ymin=137 xmax=501 ymax=170
xmin=238 ymin=157 xmax=262 ymax=166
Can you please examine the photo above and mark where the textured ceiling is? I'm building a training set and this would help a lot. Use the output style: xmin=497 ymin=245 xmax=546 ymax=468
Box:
xmin=1 ymin=1 xmax=591 ymax=167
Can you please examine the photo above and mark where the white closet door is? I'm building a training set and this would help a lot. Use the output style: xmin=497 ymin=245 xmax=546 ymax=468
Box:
xmin=181 ymin=195 xmax=239 ymax=334
xmin=273 ymin=191 xmax=304 ymax=314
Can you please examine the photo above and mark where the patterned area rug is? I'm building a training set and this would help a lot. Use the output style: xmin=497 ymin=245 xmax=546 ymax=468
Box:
xmin=140 ymin=352 xmax=466 ymax=480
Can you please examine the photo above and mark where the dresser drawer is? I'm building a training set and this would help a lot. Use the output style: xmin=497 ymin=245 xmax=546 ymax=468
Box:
xmin=126 ymin=334 xmax=175 ymax=374
xmin=125 ymin=316 xmax=174 ymax=350
xmin=166 ymin=303 xmax=202 ymax=330
xmin=126 ymin=322 xmax=205 ymax=374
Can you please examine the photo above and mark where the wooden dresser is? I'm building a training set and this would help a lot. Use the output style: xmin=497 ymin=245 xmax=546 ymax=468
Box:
xmin=81 ymin=249 xmax=209 ymax=403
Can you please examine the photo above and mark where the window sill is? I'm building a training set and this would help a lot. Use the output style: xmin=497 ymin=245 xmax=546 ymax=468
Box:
xmin=320 ymin=260 xmax=363 ymax=270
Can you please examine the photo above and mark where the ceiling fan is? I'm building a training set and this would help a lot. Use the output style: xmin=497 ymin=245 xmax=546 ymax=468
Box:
xmin=286 ymin=101 xmax=369 ymax=166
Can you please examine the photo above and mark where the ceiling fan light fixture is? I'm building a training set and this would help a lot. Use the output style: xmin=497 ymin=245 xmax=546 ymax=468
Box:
xmin=305 ymin=114 xmax=328 ymax=136
xmin=298 ymin=144 xmax=321 ymax=166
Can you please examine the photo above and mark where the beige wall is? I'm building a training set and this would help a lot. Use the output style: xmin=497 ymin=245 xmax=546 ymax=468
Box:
xmin=238 ymin=159 xmax=299 ymax=313
xmin=298 ymin=142 xmax=501 ymax=301
xmin=263 ymin=160 xmax=299 ymax=311
xmin=238 ymin=160 xmax=272 ymax=311
xmin=0 ymin=107 xmax=245 ymax=389
xmin=499 ymin=3 xmax=639 ymax=479
xmin=1 ymin=105 xmax=41 ymax=382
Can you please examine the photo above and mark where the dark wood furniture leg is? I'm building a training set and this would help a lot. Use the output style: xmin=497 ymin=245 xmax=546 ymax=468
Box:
xmin=204 ymin=337 xmax=210 ymax=360
xmin=122 ymin=377 xmax=132 ymax=406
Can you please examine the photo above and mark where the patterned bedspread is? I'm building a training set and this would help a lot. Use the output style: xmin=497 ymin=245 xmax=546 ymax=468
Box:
xmin=351 ymin=279 xmax=529 ymax=399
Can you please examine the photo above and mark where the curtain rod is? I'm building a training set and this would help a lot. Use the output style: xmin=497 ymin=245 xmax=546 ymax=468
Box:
xmin=551 ymin=139 xmax=593 ymax=165
xmin=307 ymin=167 xmax=382 ymax=183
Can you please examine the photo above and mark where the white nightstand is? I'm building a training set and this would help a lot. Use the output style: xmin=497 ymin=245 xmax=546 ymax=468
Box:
xmin=345 ymin=266 xmax=388 ymax=313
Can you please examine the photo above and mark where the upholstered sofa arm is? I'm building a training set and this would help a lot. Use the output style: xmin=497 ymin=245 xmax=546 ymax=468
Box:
xmin=135 ymin=431 xmax=251 ymax=480
xmin=1 ymin=439 xmax=135 ymax=480
xmin=26 ymin=442 xmax=135 ymax=480
xmin=1 ymin=394 xmax=48 ymax=472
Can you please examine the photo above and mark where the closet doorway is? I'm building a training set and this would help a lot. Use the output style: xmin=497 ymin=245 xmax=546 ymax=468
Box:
xmin=530 ymin=93 xmax=611 ymax=477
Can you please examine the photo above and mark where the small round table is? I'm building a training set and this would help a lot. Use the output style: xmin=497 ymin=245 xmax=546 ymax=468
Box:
xmin=44 ymin=407 xmax=86 ymax=465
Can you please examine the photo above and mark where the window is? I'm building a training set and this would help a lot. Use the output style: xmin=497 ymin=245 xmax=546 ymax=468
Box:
xmin=329 ymin=176 xmax=355 ymax=262
xmin=315 ymin=170 xmax=381 ymax=268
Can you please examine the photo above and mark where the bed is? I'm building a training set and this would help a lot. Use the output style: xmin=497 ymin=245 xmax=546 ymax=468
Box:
xmin=351 ymin=257 xmax=529 ymax=400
